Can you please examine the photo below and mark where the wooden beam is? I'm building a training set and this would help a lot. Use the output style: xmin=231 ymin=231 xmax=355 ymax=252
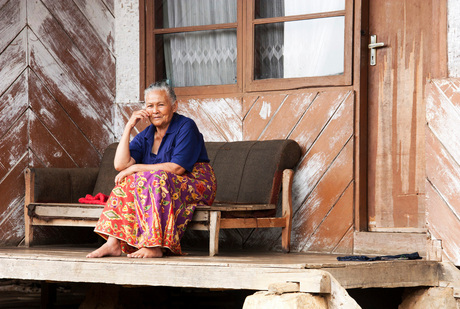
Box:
xmin=32 ymin=204 xmax=103 ymax=219
xmin=325 ymin=260 xmax=439 ymax=289
xmin=197 ymin=204 xmax=276 ymax=211
xmin=220 ymin=217 xmax=286 ymax=229
xmin=31 ymin=218 xmax=97 ymax=228
xmin=0 ymin=255 xmax=331 ymax=294
xmin=354 ymin=232 xmax=427 ymax=257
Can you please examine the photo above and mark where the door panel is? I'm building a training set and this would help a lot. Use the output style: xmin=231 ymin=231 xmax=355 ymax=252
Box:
xmin=367 ymin=0 xmax=442 ymax=230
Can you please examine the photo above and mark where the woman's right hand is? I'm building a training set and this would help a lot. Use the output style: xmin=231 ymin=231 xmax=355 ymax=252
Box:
xmin=126 ymin=110 xmax=151 ymax=129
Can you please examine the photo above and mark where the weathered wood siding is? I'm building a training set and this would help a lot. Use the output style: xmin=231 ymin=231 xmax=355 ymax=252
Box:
xmin=118 ymin=89 xmax=355 ymax=254
xmin=426 ymin=79 xmax=460 ymax=265
xmin=0 ymin=0 xmax=115 ymax=245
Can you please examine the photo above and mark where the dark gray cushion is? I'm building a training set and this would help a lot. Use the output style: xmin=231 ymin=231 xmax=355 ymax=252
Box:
xmin=92 ymin=143 xmax=119 ymax=196
xmin=33 ymin=168 xmax=99 ymax=203
xmin=206 ymin=140 xmax=301 ymax=204
xmin=91 ymin=140 xmax=301 ymax=205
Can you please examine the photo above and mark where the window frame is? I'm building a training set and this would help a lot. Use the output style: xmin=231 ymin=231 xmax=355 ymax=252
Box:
xmin=140 ymin=0 xmax=353 ymax=98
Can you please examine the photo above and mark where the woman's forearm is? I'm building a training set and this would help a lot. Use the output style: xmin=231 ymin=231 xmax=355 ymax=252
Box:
xmin=114 ymin=126 xmax=135 ymax=171
xmin=130 ymin=163 xmax=185 ymax=175
xmin=114 ymin=109 xmax=151 ymax=171
xmin=114 ymin=162 xmax=185 ymax=185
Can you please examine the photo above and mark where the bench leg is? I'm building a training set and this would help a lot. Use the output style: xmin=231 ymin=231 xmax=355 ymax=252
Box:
xmin=24 ymin=223 xmax=33 ymax=247
xmin=24 ymin=169 xmax=35 ymax=247
xmin=209 ymin=211 xmax=221 ymax=256
xmin=24 ymin=207 xmax=33 ymax=247
xmin=281 ymin=220 xmax=291 ymax=253
xmin=281 ymin=169 xmax=294 ymax=253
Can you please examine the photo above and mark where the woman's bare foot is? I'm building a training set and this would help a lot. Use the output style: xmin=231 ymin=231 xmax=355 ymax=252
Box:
xmin=86 ymin=237 xmax=122 ymax=258
xmin=127 ymin=247 xmax=163 ymax=258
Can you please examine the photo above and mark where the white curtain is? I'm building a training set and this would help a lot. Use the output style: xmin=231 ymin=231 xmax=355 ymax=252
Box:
xmin=254 ymin=2 xmax=284 ymax=79
xmin=255 ymin=0 xmax=345 ymax=79
xmin=163 ymin=0 xmax=237 ymax=87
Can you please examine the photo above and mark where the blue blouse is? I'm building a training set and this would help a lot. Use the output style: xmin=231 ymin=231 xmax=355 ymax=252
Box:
xmin=129 ymin=113 xmax=209 ymax=172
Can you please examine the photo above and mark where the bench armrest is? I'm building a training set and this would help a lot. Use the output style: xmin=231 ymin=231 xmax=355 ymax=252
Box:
xmin=25 ymin=167 xmax=99 ymax=204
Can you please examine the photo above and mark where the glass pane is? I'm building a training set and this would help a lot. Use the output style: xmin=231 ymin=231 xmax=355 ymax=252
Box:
xmin=160 ymin=29 xmax=237 ymax=87
xmin=157 ymin=0 xmax=237 ymax=28
xmin=254 ymin=17 xmax=344 ymax=80
xmin=255 ymin=0 xmax=345 ymax=18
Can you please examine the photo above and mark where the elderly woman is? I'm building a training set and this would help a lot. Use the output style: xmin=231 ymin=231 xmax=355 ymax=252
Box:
xmin=87 ymin=81 xmax=216 ymax=258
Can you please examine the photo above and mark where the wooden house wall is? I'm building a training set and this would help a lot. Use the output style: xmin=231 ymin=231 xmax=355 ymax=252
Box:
xmin=1 ymin=0 xmax=456 ymax=262
xmin=426 ymin=79 xmax=460 ymax=265
xmin=117 ymin=88 xmax=355 ymax=254
xmin=0 ymin=0 xmax=115 ymax=245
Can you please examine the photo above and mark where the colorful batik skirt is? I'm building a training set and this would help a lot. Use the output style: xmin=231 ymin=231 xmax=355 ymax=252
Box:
xmin=94 ymin=162 xmax=216 ymax=255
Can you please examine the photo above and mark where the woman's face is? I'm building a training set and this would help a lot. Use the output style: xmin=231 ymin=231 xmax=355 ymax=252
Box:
xmin=144 ymin=90 xmax=177 ymax=130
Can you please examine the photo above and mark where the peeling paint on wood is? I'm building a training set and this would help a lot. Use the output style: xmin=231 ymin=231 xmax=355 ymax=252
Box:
xmin=301 ymin=183 xmax=353 ymax=253
xmin=368 ymin=0 xmax=433 ymax=229
xmin=426 ymin=78 xmax=460 ymax=266
xmin=29 ymin=31 xmax=114 ymax=154
xmin=0 ymin=155 xmax=28 ymax=245
xmin=41 ymin=0 xmax=116 ymax=92
xmin=0 ymin=0 xmax=115 ymax=246
xmin=0 ymin=29 xmax=27 ymax=95
xmin=29 ymin=72 xmax=101 ymax=167
xmin=448 ymin=0 xmax=460 ymax=77
xmin=260 ymin=92 xmax=316 ymax=140
xmin=28 ymin=0 xmax=114 ymax=120
xmin=178 ymin=99 xmax=229 ymax=142
xmin=73 ymin=0 xmax=115 ymax=54
xmin=0 ymin=0 xmax=26 ymax=53
xmin=243 ymin=94 xmax=286 ymax=140
xmin=0 ymin=112 xmax=27 ymax=172
xmin=426 ymin=182 xmax=460 ymax=265
xmin=0 ymin=71 xmax=28 ymax=138
xmin=292 ymin=140 xmax=354 ymax=252
xmin=199 ymin=98 xmax=242 ymax=141
xmin=289 ymin=91 xmax=351 ymax=154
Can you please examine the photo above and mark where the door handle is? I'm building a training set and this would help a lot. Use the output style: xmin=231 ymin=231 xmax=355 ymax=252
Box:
xmin=368 ymin=35 xmax=385 ymax=66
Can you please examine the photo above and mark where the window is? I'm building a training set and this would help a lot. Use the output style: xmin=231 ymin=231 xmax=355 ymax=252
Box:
xmin=140 ymin=0 xmax=353 ymax=96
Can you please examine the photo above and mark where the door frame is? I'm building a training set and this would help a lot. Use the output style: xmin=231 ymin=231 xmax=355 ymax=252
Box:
xmin=353 ymin=0 xmax=369 ymax=231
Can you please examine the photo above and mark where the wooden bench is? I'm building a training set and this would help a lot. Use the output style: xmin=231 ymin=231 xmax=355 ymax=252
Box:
xmin=25 ymin=140 xmax=301 ymax=256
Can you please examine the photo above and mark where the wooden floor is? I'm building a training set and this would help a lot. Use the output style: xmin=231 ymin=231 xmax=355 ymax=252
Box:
xmin=0 ymin=246 xmax=440 ymax=294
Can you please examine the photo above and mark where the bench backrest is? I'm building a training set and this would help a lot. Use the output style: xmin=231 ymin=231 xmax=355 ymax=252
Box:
xmin=206 ymin=140 xmax=301 ymax=205
xmin=93 ymin=140 xmax=301 ymax=205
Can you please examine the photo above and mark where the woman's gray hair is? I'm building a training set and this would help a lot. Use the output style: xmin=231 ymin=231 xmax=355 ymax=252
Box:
xmin=144 ymin=80 xmax=177 ymax=106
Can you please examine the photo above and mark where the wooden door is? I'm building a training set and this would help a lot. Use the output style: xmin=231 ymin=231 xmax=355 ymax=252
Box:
xmin=367 ymin=0 xmax=446 ymax=231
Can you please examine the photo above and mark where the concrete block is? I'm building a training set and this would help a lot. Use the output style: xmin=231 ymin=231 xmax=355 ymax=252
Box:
xmin=399 ymin=287 xmax=457 ymax=309
xmin=243 ymin=291 xmax=327 ymax=309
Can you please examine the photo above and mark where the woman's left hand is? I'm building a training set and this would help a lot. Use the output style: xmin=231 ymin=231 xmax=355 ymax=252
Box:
xmin=115 ymin=166 xmax=135 ymax=185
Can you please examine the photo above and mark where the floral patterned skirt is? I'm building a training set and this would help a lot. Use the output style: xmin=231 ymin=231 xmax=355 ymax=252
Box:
xmin=94 ymin=163 xmax=216 ymax=255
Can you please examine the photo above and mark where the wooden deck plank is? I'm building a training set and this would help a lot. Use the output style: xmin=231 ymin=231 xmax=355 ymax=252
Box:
xmin=0 ymin=247 xmax=440 ymax=291
xmin=0 ymin=247 xmax=331 ymax=293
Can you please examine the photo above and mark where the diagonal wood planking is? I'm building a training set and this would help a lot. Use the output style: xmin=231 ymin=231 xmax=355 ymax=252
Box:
xmin=169 ymin=90 xmax=355 ymax=254
xmin=244 ymin=90 xmax=355 ymax=254
xmin=1 ymin=0 xmax=356 ymax=252
xmin=0 ymin=0 xmax=115 ymax=245
xmin=426 ymin=79 xmax=460 ymax=265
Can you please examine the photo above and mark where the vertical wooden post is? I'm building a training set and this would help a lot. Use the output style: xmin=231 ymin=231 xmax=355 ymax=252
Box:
xmin=209 ymin=211 xmax=221 ymax=256
xmin=24 ymin=168 xmax=35 ymax=247
xmin=41 ymin=281 xmax=57 ymax=309
xmin=281 ymin=169 xmax=294 ymax=253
